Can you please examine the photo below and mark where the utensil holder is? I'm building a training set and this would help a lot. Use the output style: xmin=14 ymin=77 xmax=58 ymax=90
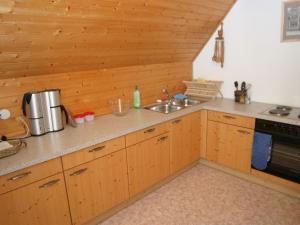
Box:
xmin=234 ymin=90 xmax=247 ymax=104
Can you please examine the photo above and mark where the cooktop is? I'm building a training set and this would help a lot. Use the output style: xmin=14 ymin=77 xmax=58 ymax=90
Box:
xmin=261 ymin=105 xmax=300 ymax=121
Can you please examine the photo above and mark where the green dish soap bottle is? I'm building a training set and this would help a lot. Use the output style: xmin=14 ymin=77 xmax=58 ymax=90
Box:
xmin=133 ymin=85 xmax=141 ymax=109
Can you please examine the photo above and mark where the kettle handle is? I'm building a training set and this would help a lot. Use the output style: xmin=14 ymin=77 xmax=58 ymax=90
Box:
xmin=60 ymin=105 xmax=69 ymax=124
xmin=21 ymin=93 xmax=31 ymax=116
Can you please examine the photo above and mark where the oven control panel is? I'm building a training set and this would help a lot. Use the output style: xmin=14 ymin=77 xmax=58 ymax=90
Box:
xmin=255 ymin=119 xmax=300 ymax=138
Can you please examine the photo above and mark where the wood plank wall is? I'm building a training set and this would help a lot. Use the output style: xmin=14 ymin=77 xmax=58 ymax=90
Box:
xmin=0 ymin=0 xmax=236 ymax=79
xmin=0 ymin=62 xmax=192 ymax=136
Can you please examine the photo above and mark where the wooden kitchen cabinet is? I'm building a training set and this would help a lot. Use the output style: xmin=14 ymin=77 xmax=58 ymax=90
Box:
xmin=126 ymin=122 xmax=169 ymax=147
xmin=190 ymin=112 xmax=202 ymax=162
xmin=0 ymin=158 xmax=62 ymax=195
xmin=170 ymin=112 xmax=201 ymax=174
xmin=208 ymin=111 xmax=255 ymax=129
xmin=62 ymin=136 xmax=125 ymax=170
xmin=127 ymin=133 xmax=170 ymax=197
xmin=64 ymin=149 xmax=129 ymax=225
xmin=0 ymin=173 xmax=71 ymax=225
xmin=207 ymin=120 xmax=254 ymax=173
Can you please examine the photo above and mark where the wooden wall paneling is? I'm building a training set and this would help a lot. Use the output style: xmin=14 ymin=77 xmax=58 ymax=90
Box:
xmin=0 ymin=0 xmax=236 ymax=78
xmin=192 ymin=0 xmax=237 ymax=60
xmin=0 ymin=62 xmax=192 ymax=137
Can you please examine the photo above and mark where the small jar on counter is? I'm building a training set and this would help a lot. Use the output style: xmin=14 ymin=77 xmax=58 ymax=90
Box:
xmin=73 ymin=114 xmax=85 ymax=124
xmin=84 ymin=112 xmax=95 ymax=122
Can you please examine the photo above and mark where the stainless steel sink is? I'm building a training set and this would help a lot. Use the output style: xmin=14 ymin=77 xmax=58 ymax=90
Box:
xmin=144 ymin=99 xmax=201 ymax=114
xmin=183 ymin=99 xmax=200 ymax=107
xmin=144 ymin=103 xmax=184 ymax=114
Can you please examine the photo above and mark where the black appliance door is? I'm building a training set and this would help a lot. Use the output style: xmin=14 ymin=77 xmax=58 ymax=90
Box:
xmin=266 ymin=135 xmax=300 ymax=184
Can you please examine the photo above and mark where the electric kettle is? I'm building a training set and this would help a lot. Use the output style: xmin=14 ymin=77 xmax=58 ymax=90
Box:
xmin=22 ymin=91 xmax=45 ymax=136
xmin=41 ymin=89 xmax=68 ymax=133
xmin=22 ymin=89 xmax=68 ymax=136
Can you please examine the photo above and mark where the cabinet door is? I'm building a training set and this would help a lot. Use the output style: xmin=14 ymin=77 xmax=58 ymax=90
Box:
xmin=207 ymin=120 xmax=225 ymax=162
xmin=170 ymin=112 xmax=201 ymax=174
xmin=190 ymin=112 xmax=201 ymax=163
xmin=0 ymin=173 xmax=71 ymax=225
xmin=127 ymin=133 xmax=170 ymax=197
xmin=170 ymin=116 xmax=187 ymax=173
xmin=231 ymin=126 xmax=254 ymax=173
xmin=64 ymin=149 xmax=129 ymax=225
xmin=217 ymin=123 xmax=239 ymax=169
xmin=207 ymin=120 xmax=254 ymax=173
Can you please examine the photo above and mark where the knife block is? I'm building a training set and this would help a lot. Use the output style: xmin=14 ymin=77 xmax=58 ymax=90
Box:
xmin=234 ymin=90 xmax=247 ymax=104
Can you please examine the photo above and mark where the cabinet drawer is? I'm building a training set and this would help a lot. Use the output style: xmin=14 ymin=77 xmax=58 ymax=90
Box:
xmin=0 ymin=173 xmax=71 ymax=225
xmin=208 ymin=111 xmax=255 ymax=129
xmin=0 ymin=158 xmax=62 ymax=195
xmin=62 ymin=136 xmax=125 ymax=170
xmin=126 ymin=122 xmax=169 ymax=147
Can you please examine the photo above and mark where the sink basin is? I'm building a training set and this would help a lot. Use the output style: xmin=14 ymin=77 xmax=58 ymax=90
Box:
xmin=183 ymin=99 xmax=200 ymax=107
xmin=144 ymin=99 xmax=201 ymax=114
xmin=144 ymin=103 xmax=184 ymax=114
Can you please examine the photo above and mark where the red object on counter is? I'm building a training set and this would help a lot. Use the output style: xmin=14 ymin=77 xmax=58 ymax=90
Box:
xmin=73 ymin=114 xmax=85 ymax=124
xmin=84 ymin=112 xmax=95 ymax=122
xmin=73 ymin=114 xmax=85 ymax=118
xmin=84 ymin=112 xmax=94 ymax=116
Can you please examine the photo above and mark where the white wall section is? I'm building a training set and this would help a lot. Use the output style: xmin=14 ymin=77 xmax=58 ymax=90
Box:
xmin=193 ymin=0 xmax=300 ymax=107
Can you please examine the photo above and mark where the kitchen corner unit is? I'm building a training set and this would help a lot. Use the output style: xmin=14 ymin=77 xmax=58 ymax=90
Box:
xmin=0 ymin=110 xmax=203 ymax=225
xmin=0 ymin=99 xmax=299 ymax=225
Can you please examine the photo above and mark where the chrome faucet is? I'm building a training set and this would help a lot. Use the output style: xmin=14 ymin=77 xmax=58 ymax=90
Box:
xmin=162 ymin=88 xmax=172 ymax=104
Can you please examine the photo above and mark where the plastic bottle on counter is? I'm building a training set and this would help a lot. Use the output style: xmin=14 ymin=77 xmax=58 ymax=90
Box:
xmin=133 ymin=85 xmax=141 ymax=109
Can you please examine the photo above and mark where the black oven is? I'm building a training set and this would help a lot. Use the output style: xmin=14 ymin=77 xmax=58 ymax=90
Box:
xmin=255 ymin=119 xmax=300 ymax=184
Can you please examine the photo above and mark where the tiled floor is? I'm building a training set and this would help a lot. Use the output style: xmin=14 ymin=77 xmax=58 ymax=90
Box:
xmin=100 ymin=164 xmax=300 ymax=225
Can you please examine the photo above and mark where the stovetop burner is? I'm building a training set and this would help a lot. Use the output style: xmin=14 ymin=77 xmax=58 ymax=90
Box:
xmin=261 ymin=105 xmax=300 ymax=121
xmin=276 ymin=105 xmax=292 ymax=111
xmin=269 ymin=109 xmax=290 ymax=116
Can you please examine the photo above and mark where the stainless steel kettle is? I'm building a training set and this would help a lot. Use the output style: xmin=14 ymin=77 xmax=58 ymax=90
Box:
xmin=41 ymin=89 xmax=68 ymax=133
xmin=22 ymin=89 xmax=68 ymax=136
xmin=22 ymin=92 xmax=45 ymax=136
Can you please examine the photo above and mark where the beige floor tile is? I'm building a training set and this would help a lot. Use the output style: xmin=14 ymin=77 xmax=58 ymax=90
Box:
xmin=100 ymin=164 xmax=300 ymax=225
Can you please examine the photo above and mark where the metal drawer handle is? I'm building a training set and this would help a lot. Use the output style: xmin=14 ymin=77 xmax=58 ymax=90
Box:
xmin=7 ymin=171 xmax=32 ymax=181
xmin=39 ymin=179 xmax=60 ymax=189
xmin=238 ymin=130 xmax=250 ymax=135
xmin=70 ymin=168 xmax=88 ymax=177
xmin=172 ymin=119 xmax=182 ymax=124
xmin=89 ymin=145 xmax=106 ymax=152
xmin=223 ymin=115 xmax=236 ymax=119
xmin=158 ymin=136 xmax=169 ymax=142
xmin=144 ymin=128 xmax=156 ymax=134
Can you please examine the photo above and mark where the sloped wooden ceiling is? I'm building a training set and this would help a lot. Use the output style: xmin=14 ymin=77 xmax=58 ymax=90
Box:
xmin=0 ymin=0 xmax=236 ymax=79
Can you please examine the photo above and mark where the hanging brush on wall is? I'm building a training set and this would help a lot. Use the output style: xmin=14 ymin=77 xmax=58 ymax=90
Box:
xmin=212 ymin=22 xmax=224 ymax=68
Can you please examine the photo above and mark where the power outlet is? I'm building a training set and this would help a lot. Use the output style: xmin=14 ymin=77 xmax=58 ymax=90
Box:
xmin=0 ymin=109 xmax=11 ymax=120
